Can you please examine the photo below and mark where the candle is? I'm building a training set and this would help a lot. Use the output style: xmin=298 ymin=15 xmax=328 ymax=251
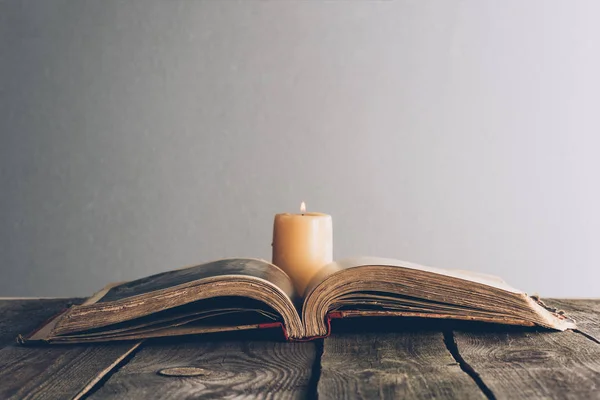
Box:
xmin=272 ymin=202 xmax=333 ymax=295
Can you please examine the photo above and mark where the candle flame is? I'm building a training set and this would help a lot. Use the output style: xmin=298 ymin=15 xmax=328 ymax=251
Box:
xmin=300 ymin=201 xmax=306 ymax=214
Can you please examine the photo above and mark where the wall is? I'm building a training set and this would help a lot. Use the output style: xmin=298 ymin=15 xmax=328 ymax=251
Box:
xmin=1 ymin=0 xmax=599 ymax=297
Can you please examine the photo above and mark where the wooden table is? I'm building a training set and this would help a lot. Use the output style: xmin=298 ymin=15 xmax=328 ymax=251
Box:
xmin=0 ymin=298 xmax=598 ymax=399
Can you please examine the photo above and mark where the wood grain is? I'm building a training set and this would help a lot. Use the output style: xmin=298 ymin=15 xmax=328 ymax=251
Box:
xmin=1 ymin=298 xmax=599 ymax=400
xmin=454 ymin=327 xmax=600 ymax=399
xmin=0 ymin=298 xmax=84 ymax=348
xmin=0 ymin=342 xmax=141 ymax=400
xmin=318 ymin=328 xmax=485 ymax=399
xmin=546 ymin=298 xmax=600 ymax=340
xmin=88 ymin=338 xmax=316 ymax=400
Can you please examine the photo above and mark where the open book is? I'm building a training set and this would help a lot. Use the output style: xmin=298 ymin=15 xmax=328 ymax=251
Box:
xmin=20 ymin=257 xmax=575 ymax=344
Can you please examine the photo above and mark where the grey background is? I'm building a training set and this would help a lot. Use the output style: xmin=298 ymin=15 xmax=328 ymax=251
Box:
xmin=1 ymin=0 xmax=599 ymax=298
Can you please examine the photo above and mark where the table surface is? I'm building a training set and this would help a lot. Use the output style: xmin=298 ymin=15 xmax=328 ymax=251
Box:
xmin=0 ymin=298 xmax=599 ymax=399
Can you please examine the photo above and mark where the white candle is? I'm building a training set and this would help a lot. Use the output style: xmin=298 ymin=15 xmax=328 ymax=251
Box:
xmin=272 ymin=202 xmax=333 ymax=295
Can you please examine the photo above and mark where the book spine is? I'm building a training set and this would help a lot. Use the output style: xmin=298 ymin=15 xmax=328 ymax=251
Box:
xmin=283 ymin=311 xmax=344 ymax=342
xmin=257 ymin=322 xmax=289 ymax=340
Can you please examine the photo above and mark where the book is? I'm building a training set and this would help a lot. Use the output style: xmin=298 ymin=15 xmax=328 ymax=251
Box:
xmin=19 ymin=257 xmax=576 ymax=344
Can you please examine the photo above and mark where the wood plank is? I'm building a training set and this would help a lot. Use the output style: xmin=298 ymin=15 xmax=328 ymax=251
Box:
xmin=318 ymin=319 xmax=485 ymax=399
xmin=0 ymin=299 xmax=143 ymax=400
xmin=546 ymin=298 xmax=600 ymax=340
xmin=88 ymin=338 xmax=316 ymax=399
xmin=0 ymin=341 xmax=141 ymax=400
xmin=453 ymin=325 xmax=600 ymax=399
xmin=0 ymin=298 xmax=84 ymax=348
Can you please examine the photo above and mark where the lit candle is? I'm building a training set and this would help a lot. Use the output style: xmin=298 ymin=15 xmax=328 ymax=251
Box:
xmin=272 ymin=202 xmax=333 ymax=295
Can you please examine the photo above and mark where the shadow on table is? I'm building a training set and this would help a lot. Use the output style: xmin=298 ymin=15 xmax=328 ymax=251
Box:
xmin=143 ymin=316 xmax=550 ymax=346
xmin=329 ymin=316 xmax=547 ymax=335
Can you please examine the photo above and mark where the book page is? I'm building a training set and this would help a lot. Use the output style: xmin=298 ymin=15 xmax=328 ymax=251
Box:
xmin=301 ymin=256 xmax=576 ymax=337
xmin=98 ymin=258 xmax=297 ymax=303
xmin=305 ymin=256 xmax=523 ymax=298
xmin=27 ymin=258 xmax=304 ymax=342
